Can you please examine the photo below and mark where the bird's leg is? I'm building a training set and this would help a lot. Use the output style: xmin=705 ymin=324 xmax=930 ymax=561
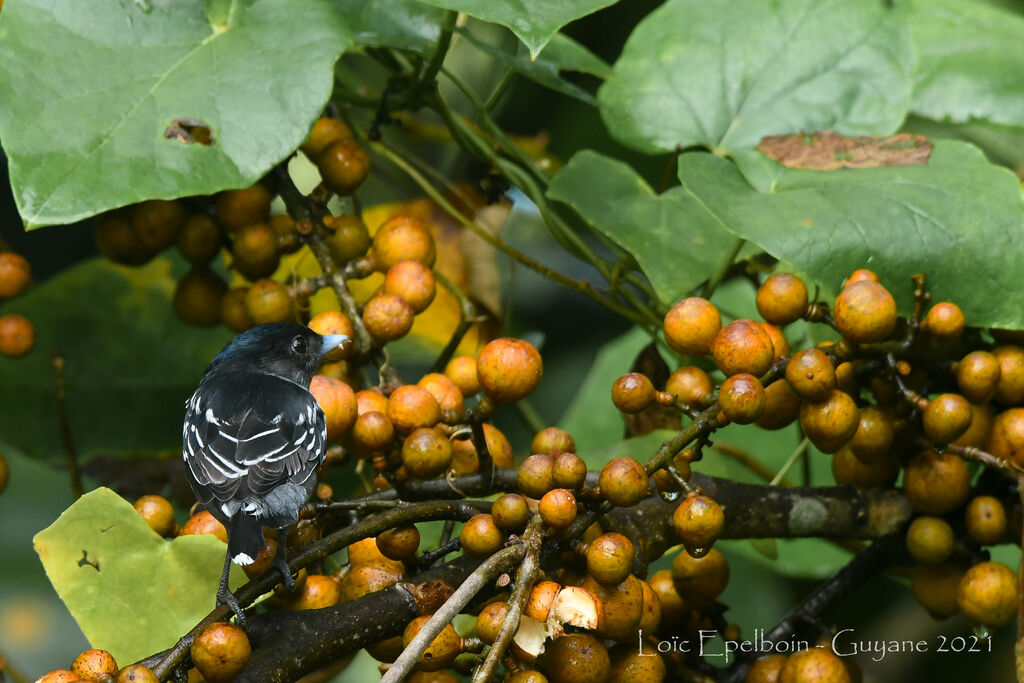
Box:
xmin=216 ymin=549 xmax=247 ymax=627
xmin=272 ymin=525 xmax=296 ymax=593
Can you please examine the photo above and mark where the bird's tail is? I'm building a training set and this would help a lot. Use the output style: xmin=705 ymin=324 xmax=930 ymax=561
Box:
xmin=228 ymin=513 xmax=264 ymax=566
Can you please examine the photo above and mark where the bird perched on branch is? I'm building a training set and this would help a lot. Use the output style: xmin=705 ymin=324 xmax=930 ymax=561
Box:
xmin=183 ymin=322 xmax=348 ymax=623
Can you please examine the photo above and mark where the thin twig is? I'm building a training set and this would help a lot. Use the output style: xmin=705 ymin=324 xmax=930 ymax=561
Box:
xmin=51 ymin=351 xmax=82 ymax=500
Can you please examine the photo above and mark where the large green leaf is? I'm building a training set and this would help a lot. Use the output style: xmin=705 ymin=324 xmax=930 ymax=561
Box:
xmin=0 ymin=256 xmax=233 ymax=463
xmin=598 ymin=0 xmax=914 ymax=189
xmin=0 ymin=0 xmax=350 ymax=228
xmin=417 ymin=0 xmax=618 ymax=57
xmin=909 ymin=0 xmax=1024 ymax=128
xmin=337 ymin=0 xmax=446 ymax=51
xmin=34 ymin=487 xmax=242 ymax=665
xmin=678 ymin=141 xmax=1024 ymax=328
xmin=548 ymin=150 xmax=749 ymax=303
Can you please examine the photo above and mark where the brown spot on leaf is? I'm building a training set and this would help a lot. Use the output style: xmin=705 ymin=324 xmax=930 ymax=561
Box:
xmin=77 ymin=549 xmax=99 ymax=571
xmin=758 ymin=131 xmax=932 ymax=170
xmin=164 ymin=118 xmax=214 ymax=145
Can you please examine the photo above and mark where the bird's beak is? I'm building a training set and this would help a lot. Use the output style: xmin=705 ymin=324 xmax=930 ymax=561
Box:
xmin=319 ymin=334 xmax=349 ymax=357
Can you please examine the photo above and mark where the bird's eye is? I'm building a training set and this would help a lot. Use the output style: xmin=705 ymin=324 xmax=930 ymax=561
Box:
xmin=291 ymin=336 xmax=308 ymax=354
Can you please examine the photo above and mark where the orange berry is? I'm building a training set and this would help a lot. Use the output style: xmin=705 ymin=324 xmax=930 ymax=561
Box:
xmin=756 ymin=272 xmax=808 ymax=325
xmin=372 ymin=215 xmax=436 ymax=270
xmin=912 ymin=562 xmax=965 ymax=620
xmin=301 ymin=117 xmax=352 ymax=158
xmin=848 ymin=406 xmax=894 ymax=463
xmin=906 ymin=516 xmax=954 ymax=564
xmin=401 ymin=427 xmax=453 ymax=479
xmin=671 ymin=547 xmax=728 ymax=608
xmin=280 ymin=574 xmax=342 ymax=610
xmin=384 ymin=260 xmax=435 ymax=313
xmin=476 ymin=338 xmax=543 ymax=403
xmin=785 ymin=348 xmax=835 ymax=401
xmin=760 ymin=322 xmax=789 ymax=361
xmin=955 ymin=350 xmax=1001 ymax=404
xmin=799 ymin=389 xmax=859 ymax=453
xmin=598 ymin=457 xmax=648 ymax=507
xmin=833 ymin=280 xmax=898 ymax=344
xmin=180 ymin=511 xmax=228 ymax=543
xmin=718 ymin=373 xmax=766 ymax=424
xmin=992 ymin=345 xmax=1024 ymax=405
xmin=133 ymin=495 xmax=175 ymax=537
xmin=216 ymin=184 xmax=271 ymax=232
xmin=712 ymin=319 xmax=775 ymax=377
xmin=539 ymin=488 xmax=578 ymax=529
xmin=491 ymin=493 xmax=530 ymax=531
xmin=72 ymin=648 xmax=118 ymax=681
xmin=388 ymin=385 xmax=442 ymax=432
xmin=476 ymin=600 xmax=510 ymax=645
xmin=663 ymin=297 xmax=721 ymax=355
xmin=831 ymin=447 xmax=898 ymax=488
xmin=376 ymin=524 xmax=420 ymax=561
xmin=325 ymin=213 xmax=371 ymax=263
xmin=444 ymin=355 xmax=480 ymax=396
xmin=460 ymin=513 xmax=504 ymax=557
xmin=352 ymin=411 xmax=394 ymax=451
xmin=309 ymin=375 xmax=357 ymax=439
xmin=115 ymin=665 xmax=159 ymax=682
xmin=131 ymin=199 xmax=186 ymax=252
xmin=220 ymin=287 xmax=254 ymax=333
xmin=417 ymin=373 xmax=465 ymax=413
xmin=924 ymin=302 xmax=965 ymax=339
xmin=665 ymin=366 xmax=713 ymax=408
xmin=244 ymin=279 xmax=292 ymax=324
xmin=552 ymin=452 xmax=587 ymax=490
xmin=0 ymin=252 xmax=30 ymax=298
xmin=921 ymin=393 xmax=973 ymax=444
xmin=174 ymin=267 xmax=228 ymax=327
xmin=611 ymin=372 xmax=656 ymax=413
xmin=517 ymin=454 xmax=555 ymax=498
xmin=0 ymin=314 xmax=35 ymax=357
xmin=586 ymin=532 xmax=634 ymax=586
xmin=903 ymin=451 xmax=970 ymax=515
xmin=755 ymin=379 xmax=801 ymax=430
xmin=778 ymin=647 xmax=849 ymax=683
xmin=531 ymin=426 xmax=576 ymax=456
xmin=308 ymin=310 xmax=354 ymax=360
xmin=844 ymin=268 xmax=879 ymax=286
xmin=190 ymin=622 xmax=252 ymax=682
xmin=450 ymin=423 xmax=514 ymax=474
xmin=231 ymin=223 xmax=279 ymax=280
xmin=965 ymin=496 xmax=1007 ymax=546
xmin=362 ymin=293 xmax=414 ymax=342
xmin=402 ymin=617 xmax=463 ymax=672
xmin=957 ymin=561 xmax=1018 ymax=628
xmin=673 ymin=491 xmax=724 ymax=552
xmin=356 ymin=389 xmax=389 ymax=416
xmin=317 ymin=139 xmax=370 ymax=196
xmin=35 ymin=671 xmax=82 ymax=683
xmin=177 ymin=214 xmax=223 ymax=264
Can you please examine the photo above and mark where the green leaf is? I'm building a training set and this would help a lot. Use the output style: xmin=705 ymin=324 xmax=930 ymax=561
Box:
xmin=559 ymin=327 xmax=654 ymax=456
xmin=456 ymin=30 xmax=609 ymax=105
xmin=338 ymin=0 xmax=446 ymax=51
xmin=909 ymin=0 xmax=1024 ymax=128
xmin=583 ymin=429 xmax=677 ymax=471
xmin=0 ymin=256 xmax=233 ymax=462
xmin=904 ymin=115 xmax=1024 ymax=172
xmin=678 ymin=141 xmax=1024 ymax=329
xmin=417 ymin=0 xmax=618 ymax=57
xmin=0 ymin=0 xmax=350 ymax=228
xmin=598 ymin=0 xmax=914 ymax=189
xmin=548 ymin=150 xmax=749 ymax=303
xmin=34 ymin=487 xmax=243 ymax=665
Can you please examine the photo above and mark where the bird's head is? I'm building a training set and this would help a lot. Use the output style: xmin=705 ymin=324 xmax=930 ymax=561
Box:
xmin=202 ymin=323 xmax=349 ymax=387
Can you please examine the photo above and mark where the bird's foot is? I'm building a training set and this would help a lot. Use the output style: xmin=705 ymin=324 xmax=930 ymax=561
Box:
xmin=272 ymin=554 xmax=296 ymax=593
xmin=216 ymin=584 xmax=248 ymax=628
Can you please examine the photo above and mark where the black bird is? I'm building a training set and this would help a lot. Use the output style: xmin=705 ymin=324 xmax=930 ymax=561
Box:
xmin=182 ymin=322 xmax=348 ymax=622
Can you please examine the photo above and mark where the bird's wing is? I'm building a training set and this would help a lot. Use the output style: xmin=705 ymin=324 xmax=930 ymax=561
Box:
xmin=183 ymin=377 xmax=326 ymax=505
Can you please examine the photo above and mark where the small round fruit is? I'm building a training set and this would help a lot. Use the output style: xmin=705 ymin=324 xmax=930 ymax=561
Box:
xmin=719 ymin=373 xmax=766 ymax=424
xmin=301 ymin=117 xmax=352 ymax=158
xmin=986 ymin=407 xmax=1024 ymax=466
xmin=760 ymin=322 xmax=789 ymax=361
xmin=131 ymin=199 xmax=186 ymax=252
xmin=552 ymin=452 xmax=587 ymax=490
xmin=309 ymin=375 xmax=357 ymax=439
xmin=712 ymin=319 xmax=776 ymax=377
xmin=906 ymin=516 xmax=954 ymax=564
xmin=269 ymin=213 xmax=299 ymax=252
xmin=0 ymin=314 xmax=35 ymax=357
xmin=231 ymin=223 xmax=280 ymax=280
xmin=778 ymin=647 xmax=849 ymax=683
xmin=216 ymin=184 xmax=272 ymax=232
xmin=955 ymin=350 xmax=1001 ymax=404
xmin=460 ymin=513 xmax=504 ymax=558
xmin=532 ymin=427 xmax=576 ymax=457
xmin=449 ymin=423 xmax=514 ymax=474
xmin=833 ymin=280 xmax=898 ymax=344
xmin=325 ymin=214 xmax=372 ymax=263
xmin=401 ymin=427 xmax=453 ymax=479
xmin=317 ymin=139 xmax=370 ymax=196
xmin=0 ymin=251 xmax=30 ymax=298
xmin=517 ymin=454 xmax=555 ymax=498
xmin=190 ymin=622 xmax=252 ymax=682
xmin=180 ymin=510 xmax=228 ymax=543
xmin=72 ymin=648 xmax=118 ymax=681
xmin=177 ymin=214 xmax=223 ymax=264
xmin=377 ymin=524 xmax=420 ymax=561
xmin=785 ymin=349 xmax=836 ymax=401
xmin=912 ymin=562 xmax=966 ymax=620
xmin=992 ymin=345 xmax=1024 ymax=405
xmin=416 ymin=373 xmax=464 ymax=413
xmin=373 ymin=215 xmax=436 ymax=270
xmin=174 ymin=267 xmax=227 ymax=327
xmin=844 ymin=269 xmax=879 ymax=286
xmin=362 ymin=293 xmax=414 ymax=342
xmin=220 ymin=287 xmax=254 ymax=333
xmin=848 ymin=406 xmax=894 ymax=463
xmin=756 ymin=272 xmax=808 ymax=325
xmin=35 ymin=671 xmax=81 ymax=683
xmin=957 ymin=561 xmax=1018 ymax=628
xmin=384 ymin=260 xmax=436 ymax=313
xmin=525 ymin=581 xmax=560 ymax=621
xmin=609 ymin=643 xmax=666 ymax=683
xmin=492 ymin=493 xmax=531 ymax=531
xmin=665 ymin=366 xmax=714 ymax=408
xmin=954 ymin=402 xmax=995 ymax=449
xmin=903 ymin=451 xmax=970 ymax=515
xmin=673 ymin=491 xmax=724 ymax=551
xmin=756 ymin=379 xmax=801 ymax=430
xmin=965 ymin=496 xmax=1007 ymax=545
xmin=476 ymin=600 xmax=510 ymax=644
xmin=96 ymin=211 xmax=154 ymax=265
xmin=444 ymin=355 xmax=480 ymax=396
xmin=744 ymin=655 xmax=785 ymax=683
xmin=356 ymin=389 xmax=390 ymax=416
xmin=115 ymin=665 xmax=160 ymax=682
xmin=542 ymin=633 xmax=610 ymax=683
xmin=308 ymin=310 xmax=355 ymax=359
xmin=244 ymin=279 xmax=292 ymax=324
xmin=586 ymin=533 xmax=634 ymax=587
xmin=387 ymin=385 xmax=442 ymax=432
xmin=925 ymin=302 xmax=965 ymax=339
xmin=402 ymin=617 xmax=463 ymax=672
xmin=799 ymin=389 xmax=859 ymax=453
xmin=611 ymin=373 xmax=656 ymax=413
xmin=539 ymin=488 xmax=577 ymax=529
xmin=352 ymin=411 xmax=395 ymax=451
xmin=241 ymin=537 xmax=279 ymax=580
xmin=133 ymin=495 xmax=175 ymax=537
xmin=663 ymin=297 xmax=721 ymax=355
xmin=671 ymin=547 xmax=729 ymax=608
xmin=831 ymin=447 xmax=899 ymax=488
xmin=338 ymin=560 xmax=404 ymax=601
xmin=477 ymin=338 xmax=543 ymax=403
xmin=282 ymin=574 xmax=342 ymax=610
xmin=598 ymin=457 xmax=648 ymax=508
xmin=922 ymin=393 xmax=973 ymax=444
